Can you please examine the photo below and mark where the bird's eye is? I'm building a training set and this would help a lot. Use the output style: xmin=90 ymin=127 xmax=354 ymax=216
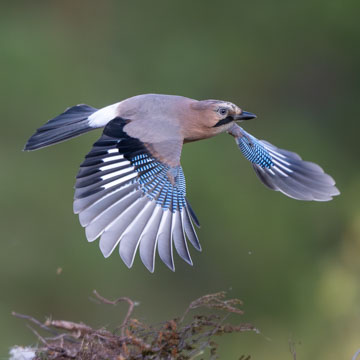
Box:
xmin=218 ymin=108 xmax=228 ymax=116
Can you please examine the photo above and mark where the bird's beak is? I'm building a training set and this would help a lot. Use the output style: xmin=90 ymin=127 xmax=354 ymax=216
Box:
xmin=235 ymin=111 xmax=257 ymax=121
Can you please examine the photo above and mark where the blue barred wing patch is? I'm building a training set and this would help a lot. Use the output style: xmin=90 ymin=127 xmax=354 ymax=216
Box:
xmin=236 ymin=132 xmax=274 ymax=168
xmin=131 ymin=153 xmax=187 ymax=212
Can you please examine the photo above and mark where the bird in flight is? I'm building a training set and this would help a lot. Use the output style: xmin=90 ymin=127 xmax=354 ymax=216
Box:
xmin=24 ymin=94 xmax=339 ymax=272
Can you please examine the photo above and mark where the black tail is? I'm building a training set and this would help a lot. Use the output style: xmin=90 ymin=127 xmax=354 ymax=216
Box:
xmin=24 ymin=104 xmax=98 ymax=151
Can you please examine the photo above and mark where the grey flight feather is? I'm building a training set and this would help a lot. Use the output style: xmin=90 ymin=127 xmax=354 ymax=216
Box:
xmin=139 ymin=207 xmax=164 ymax=272
xmin=157 ymin=211 xmax=175 ymax=271
xmin=118 ymin=200 xmax=157 ymax=268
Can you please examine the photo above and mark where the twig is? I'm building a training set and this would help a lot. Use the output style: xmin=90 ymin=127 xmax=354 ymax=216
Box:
xmin=45 ymin=333 xmax=71 ymax=343
xmin=27 ymin=325 xmax=76 ymax=358
xmin=180 ymin=291 xmax=243 ymax=323
xmin=12 ymin=311 xmax=80 ymax=344
xmin=12 ymin=312 xmax=58 ymax=336
xmin=93 ymin=290 xmax=135 ymax=338
xmin=27 ymin=324 xmax=48 ymax=346
xmin=44 ymin=319 xmax=92 ymax=335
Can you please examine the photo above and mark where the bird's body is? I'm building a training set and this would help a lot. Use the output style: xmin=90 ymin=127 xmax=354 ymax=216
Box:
xmin=25 ymin=94 xmax=340 ymax=272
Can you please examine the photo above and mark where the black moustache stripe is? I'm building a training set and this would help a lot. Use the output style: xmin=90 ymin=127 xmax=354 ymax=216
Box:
xmin=213 ymin=116 xmax=233 ymax=127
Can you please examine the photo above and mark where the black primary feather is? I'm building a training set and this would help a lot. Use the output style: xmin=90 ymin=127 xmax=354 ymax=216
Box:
xmin=24 ymin=104 xmax=97 ymax=151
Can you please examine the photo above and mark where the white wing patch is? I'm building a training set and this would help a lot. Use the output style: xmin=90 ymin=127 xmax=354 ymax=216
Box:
xmin=99 ymin=162 xmax=129 ymax=171
xmin=102 ymin=172 xmax=137 ymax=189
xmin=88 ymin=103 xmax=120 ymax=128
xmin=100 ymin=167 xmax=135 ymax=180
xmin=107 ymin=148 xmax=119 ymax=154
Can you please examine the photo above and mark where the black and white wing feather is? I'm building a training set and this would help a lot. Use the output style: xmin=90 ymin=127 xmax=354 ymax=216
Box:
xmin=73 ymin=118 xmax=200 ymax=272
xmin=236 ymin=128 xmax=340 ymax=201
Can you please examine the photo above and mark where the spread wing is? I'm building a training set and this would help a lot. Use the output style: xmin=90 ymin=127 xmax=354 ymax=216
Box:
xmin=234 ymin=127 xmax=340 ymax=201
xmin=73 ymin=118 xmax=200 ymax=272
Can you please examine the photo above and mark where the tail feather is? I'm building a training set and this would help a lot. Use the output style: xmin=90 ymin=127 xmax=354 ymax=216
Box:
xmin=24 ymin=104 xmax=98 ymax=151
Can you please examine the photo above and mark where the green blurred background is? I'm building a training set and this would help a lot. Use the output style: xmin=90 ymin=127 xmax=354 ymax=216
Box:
xmin=1 ymin=1 xmax=359 ymax=358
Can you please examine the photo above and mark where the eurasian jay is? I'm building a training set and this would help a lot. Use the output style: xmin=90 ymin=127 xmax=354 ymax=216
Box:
xmin=24 ymin=94 xmax=339 ymax=272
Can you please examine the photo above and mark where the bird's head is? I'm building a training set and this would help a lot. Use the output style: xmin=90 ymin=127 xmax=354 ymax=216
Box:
xmin=185 ymin=99 xmax=256 ymax=141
